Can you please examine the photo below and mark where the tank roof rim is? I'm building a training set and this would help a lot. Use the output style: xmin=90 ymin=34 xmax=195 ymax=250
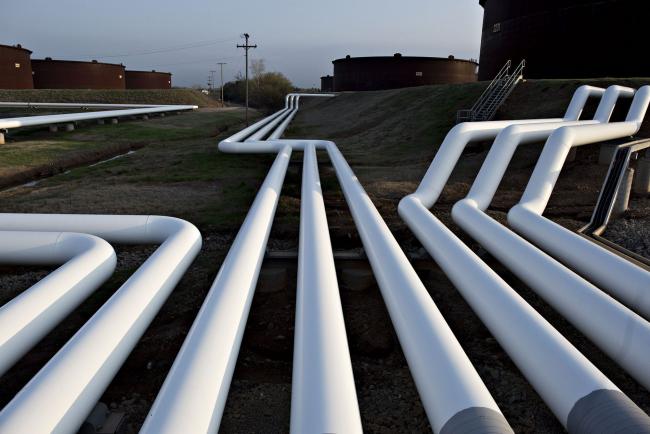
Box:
xmin=125 ymin=69 xmax=172 ymax=75
xmin=332 ymin=55 xmax=478 ymax=64
xmin=31 ymin=58 xmax=126 ymax=68
xmin=0 ymin=43 xmax=33 ymax=54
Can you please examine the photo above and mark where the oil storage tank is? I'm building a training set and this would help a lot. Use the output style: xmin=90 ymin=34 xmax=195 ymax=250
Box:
xmin=320 ymin=75 xmax=333 ymax=92
xmin=125 ymin=70 xmax=172 ymax=89
xmin=332 ymin=54 xmax=477 ymax=92
xmin=478 ymin=0 xmax=647 ymax=80
xmin=32 ymin=58 xmax=126 ymax=89
xmin=0 ymin=44 xmax=34 ymax=89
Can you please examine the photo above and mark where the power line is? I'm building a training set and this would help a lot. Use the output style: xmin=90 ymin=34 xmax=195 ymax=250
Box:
xmin=129 ymin=55 xmax=242 ymax=69
xmin=81 ymin=36 xmax=240 ymax=58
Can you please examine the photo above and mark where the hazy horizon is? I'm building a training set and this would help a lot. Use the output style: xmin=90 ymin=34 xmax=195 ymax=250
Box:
xmin=2 ymin=0 xmax=484 ymax=88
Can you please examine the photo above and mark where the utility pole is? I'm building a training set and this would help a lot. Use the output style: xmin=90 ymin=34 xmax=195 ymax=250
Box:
xmin=237 ymin=33 xmax=257 ymax=125
xmin=217 ymin=62 xmax=227 ymax=103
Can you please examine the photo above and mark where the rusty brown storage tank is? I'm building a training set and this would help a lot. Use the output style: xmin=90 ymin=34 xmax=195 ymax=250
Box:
xmin=478 ymin=0 xmax=647 ymax=80
xmin=125 ymin=70 xmax=172 ymax=89
xmin=332 ymin=54 xmax=477 ymax=92
xmin=320 ymin=75 xmax=333 ymax=92
xmin=32 ymin=58 xmax=126 ymax=89
xmin=0 ymin=44 xmax=34 ymax=89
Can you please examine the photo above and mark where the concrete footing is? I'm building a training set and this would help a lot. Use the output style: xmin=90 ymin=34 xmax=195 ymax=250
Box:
xmin=64 ymin=123 xmax=75 ymax=132
xmin=613 ymin=167 xmax=634 ymax=217
xmin=79 ymin=402 xmax=125 ymax=434
xmin=598 ymin=143 xmax=619 ymax=166
xmin=0 ymin=132 xmax=4 ymax=145
xmin=633 ymin=156 xmax=650 ymax=195
xmin=141 ymin=115 xmax=149 ymax=120
xmin=49 ymin=125 xmax=58 ymax=133
xmin=97 ymin=119 xmax=105 ymax=125
xmin=159 ymin=113 xmax=165 ymax=117
xmin=110 ymin=118 xmax=119 ymax=124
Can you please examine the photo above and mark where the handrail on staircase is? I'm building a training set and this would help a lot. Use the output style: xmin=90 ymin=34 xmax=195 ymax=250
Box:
xmin=457 ymin=59 xmax=525 ymax=123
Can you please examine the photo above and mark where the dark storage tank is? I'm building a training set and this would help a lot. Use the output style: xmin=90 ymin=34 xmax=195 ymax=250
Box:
xmin=320 ymin=75 xmax=333 ymax=92
xmin=125 ymin=70 xmax=172 ymax=89
xmin=0 ymin=44 xmax=34 ymax=89
xmin=478 ymin=0 xmax=648 ymax=80
xmin=32 ymin=58 xmax=126 ymax=89
xmin=332 ymin=54 xmax=477 ymax=92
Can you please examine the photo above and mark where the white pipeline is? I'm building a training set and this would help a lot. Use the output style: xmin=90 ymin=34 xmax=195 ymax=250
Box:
xmin=509 ymin=86 xmax=650 ymax=320
xmin=146 ymin=93 xmax=512 ymax=433
xmin=0 ymin=104 xmax=198 ymax=130
xmin=0 ymin=215 xmax=201 ymax=434
xmin=449 ymin=86 xmax=650 ymax=388
xmin=0 ymin=231 xmax=116 ymax=376
xmin=290 ymin=143 xmax=362 ymax=434
xmin=142 ymin=94 xmax=332 ymax=433
xmin=399 ymin=85 xmax=650 ymax=430
xmin=219 ymin=138 xmax=512 ymax=434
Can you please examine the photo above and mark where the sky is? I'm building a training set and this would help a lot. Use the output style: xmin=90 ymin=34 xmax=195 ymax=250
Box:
xmin=1 ymin=0 xmax=484 ymax=88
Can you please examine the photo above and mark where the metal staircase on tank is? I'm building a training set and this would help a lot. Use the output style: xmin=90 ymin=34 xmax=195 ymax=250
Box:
xmin=457 ymin=59 xmax=525 ymax=123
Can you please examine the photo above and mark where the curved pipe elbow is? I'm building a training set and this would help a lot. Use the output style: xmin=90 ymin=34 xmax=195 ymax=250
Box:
xmin=563 ymin=85 xmax=606 ymax=121
xmin=506 ymin=204 xmax=530 ymax=228
xmin=593 ymin=85 xmax=636 ymax=123
xmin=56 ymin=232 xmax=117 ymax=272
xmin=146 ymin=216 xmax=202 ymax=250
xmin=397 ymin=195 xmax=413 ymax=218
xmin=450 ymin=199 xmax=479 ymax=224
xmin=546 ymin=125 xmax=577 ymax=154
xmin=0 ymin=232 xmax=116 ymax=376
xmin=626 ymin=85 xmax=650 ymax=125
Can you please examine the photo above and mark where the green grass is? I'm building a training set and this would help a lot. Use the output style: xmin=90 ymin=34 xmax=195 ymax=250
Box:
xmin=0 ymin=107 xmax=272 ymax=230
xmin=0 ymin=110 xmax=248 ymax=180
xmin=0 ymin=140 xmax=90 ymax=170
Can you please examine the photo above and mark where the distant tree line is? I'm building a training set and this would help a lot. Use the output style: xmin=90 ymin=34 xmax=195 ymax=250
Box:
xmin=223 ymin=59 xmax=293 ymax=112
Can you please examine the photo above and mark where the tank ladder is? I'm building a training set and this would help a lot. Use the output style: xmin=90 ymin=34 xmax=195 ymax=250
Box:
xmin=457 ymin=59 xmax=525 ymax=123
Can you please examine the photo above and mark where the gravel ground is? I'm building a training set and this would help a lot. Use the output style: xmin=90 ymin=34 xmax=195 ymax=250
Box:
xmin=604 ymin=196 xmax=650 ymax=259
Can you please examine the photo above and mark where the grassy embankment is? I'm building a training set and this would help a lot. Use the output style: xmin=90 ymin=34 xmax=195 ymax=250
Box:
xmin=0 ymin=88 xmax=221 ymax=107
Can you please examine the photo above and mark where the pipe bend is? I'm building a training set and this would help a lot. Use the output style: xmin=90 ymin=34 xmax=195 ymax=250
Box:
xmin=626 ymin=85 xmax=650 ymax=124
xmin=450 ymin=198 xmax=479 ymax=223
xmin=397 ymin=194 xmax=417 ymax=217
xmin=576 ymin=85 xmax=606 ymax=96
xmin=506 ymin=203 xmax=531 ymax=227
xmin=449 ymin=122 xmax=474 ymax=137
xmin=607 ymin=85 xmax=636 ymax=98
xmin=54 ymin=232 xmax=117 ymax=265
xmin=546 ymin=126 xmax=577 ymax=151
xmin=145 ymin=215 xmax=202 ymax=248
xmin=499 ymin=123 xmax=530 ymax=139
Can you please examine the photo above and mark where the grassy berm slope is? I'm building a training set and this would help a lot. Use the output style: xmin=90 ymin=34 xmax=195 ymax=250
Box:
xmin=286 ymin=78 xmax=650 ymax=238
xmin=0 ymin=88 xmax=221 ymax=107
xmin=0 ymin=79 xmax=649 ymax=433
